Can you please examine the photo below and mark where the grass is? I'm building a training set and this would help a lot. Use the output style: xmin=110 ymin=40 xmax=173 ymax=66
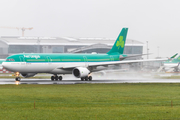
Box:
xmin=0 ymin=84 xmax=180 ymax=119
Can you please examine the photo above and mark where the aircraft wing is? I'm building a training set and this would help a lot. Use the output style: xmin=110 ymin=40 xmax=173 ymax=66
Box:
xmin=88 ymin=58 xmax=168 ymax=67
xmin=58 ymin=58 xmax=168 ymax=69
xmin=58 ymin=54 xmax=177 ymax=69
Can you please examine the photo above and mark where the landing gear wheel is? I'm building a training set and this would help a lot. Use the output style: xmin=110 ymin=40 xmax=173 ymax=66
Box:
xmin=15 ymin=77 xmax=21 ymax=81
xmin=85 ymin=76 xmax=88 ymax=81
xmin=59 ymin=76 xmax=62 ymax=81
xmin=55 ymin=76 xmax=58 ymax=81
xmin=88 ymin=76 xmax=92 ymax=81
xmin=81 ymin=78 xmax=84 ymax=81
xmin=51 ymin=76 xmax=55 ymax=81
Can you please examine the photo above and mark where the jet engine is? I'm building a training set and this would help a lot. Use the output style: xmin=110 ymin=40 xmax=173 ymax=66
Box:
xmin=72 ymin=67 xmax=90 ymax=78
xmin=21 ymin=73 xmax=37 ymax=78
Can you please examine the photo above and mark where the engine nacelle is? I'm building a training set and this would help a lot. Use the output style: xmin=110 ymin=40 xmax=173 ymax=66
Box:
xmin=21 ymin=73 xmax=37 ymax=78
xmin=72 ymin=67 xmax=90 ymax=78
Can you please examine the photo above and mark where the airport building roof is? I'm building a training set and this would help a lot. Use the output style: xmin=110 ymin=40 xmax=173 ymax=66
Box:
xmin=0 ymin=36 xmax=144 ymax=46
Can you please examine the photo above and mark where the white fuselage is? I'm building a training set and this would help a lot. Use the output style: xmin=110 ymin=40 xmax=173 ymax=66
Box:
xmin=2 ymin=61 xmax=107 ymax=74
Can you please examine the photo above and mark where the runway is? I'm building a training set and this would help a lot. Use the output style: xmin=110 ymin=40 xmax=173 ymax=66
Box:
xmin=1 ymin=78 xmax=180 ymax=84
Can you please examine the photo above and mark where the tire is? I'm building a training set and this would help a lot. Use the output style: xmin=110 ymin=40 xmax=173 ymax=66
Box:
xmin=51 ymin=76 xmax=55 ymax=81
xmin=81 ymin=78 xmax=84 ymax=81
xmin=88 ymin=76 xmax=92 ymax=81
xmin=55 ymin=76 xmax=58 ymax=81
xmin=59 ymin=76 xmax=62 ymax=81
xmin=15 ymin=77 xmax=21 ymax=81
xmin=85 ymin=76 xmax=88 ymax=81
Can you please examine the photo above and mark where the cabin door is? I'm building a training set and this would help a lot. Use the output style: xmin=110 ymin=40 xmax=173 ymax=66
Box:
xmin=83 ymin=56 xmax=88 ymax=67
xmin=47 ymin=56 xmax=52 ymax=65
xmin=19 ymin=56 xmax=26 ymax=66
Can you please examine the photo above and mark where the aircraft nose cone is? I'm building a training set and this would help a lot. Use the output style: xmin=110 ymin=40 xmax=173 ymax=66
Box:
xmin=2 ymin=62 xmax=9 ymax=70
xmin=2 ymin=62 xmax=5 ymax=67
xmin=2 ymin=62 xmax=6 ymax=69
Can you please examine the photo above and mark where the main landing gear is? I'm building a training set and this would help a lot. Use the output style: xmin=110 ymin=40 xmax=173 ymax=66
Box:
xmin=15 ymin=72 xmax=21 ymax=81
xmin=51 ymin=75 xmax=63 ymax=81
xmin=81 ymin=76 xmax=92 ymax=81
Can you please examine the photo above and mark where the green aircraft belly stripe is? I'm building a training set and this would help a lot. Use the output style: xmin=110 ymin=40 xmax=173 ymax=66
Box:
xmin=61 ymin=59 xmax=82 ymax=61
xmin=88 ymin=59 xmax=111 ymax=61
xmin=51 ymin=59 xmax=61 ymax=61
xmin=26 ymin=59 xmax=46 ymax=61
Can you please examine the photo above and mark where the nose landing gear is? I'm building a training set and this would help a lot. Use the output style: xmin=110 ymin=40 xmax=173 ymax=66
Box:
xmin=15 ymin=72 xmax=21 ymax=81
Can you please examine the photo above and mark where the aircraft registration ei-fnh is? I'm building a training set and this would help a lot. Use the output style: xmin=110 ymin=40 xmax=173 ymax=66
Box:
xmin=2 ymin=28 xmax=176 ymax=81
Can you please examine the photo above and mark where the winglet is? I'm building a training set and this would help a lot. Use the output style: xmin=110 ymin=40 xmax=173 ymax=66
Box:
xmin=168 ymin=53 xmax=178 ymax=61
xmin=170 ymin=53 xmax=178 ymax=59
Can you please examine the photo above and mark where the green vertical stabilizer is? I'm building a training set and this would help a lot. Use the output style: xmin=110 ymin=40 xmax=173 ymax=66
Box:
xmin=107 ymin=28 xmax=128 ymax=55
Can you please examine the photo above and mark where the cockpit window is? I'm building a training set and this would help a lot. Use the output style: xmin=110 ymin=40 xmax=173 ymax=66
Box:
xmin=6 ymin=59 xmax=15 ymax=61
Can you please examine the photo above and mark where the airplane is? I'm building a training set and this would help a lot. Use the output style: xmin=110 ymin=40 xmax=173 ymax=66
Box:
xmin=157 ymin=54 xmax=180 ymax=72
xmin=2 ymin=28 xmax=174 ymax=81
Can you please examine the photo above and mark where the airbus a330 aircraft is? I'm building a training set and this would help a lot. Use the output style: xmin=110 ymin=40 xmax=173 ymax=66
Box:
xmin=2 ymin=28 xmax=172 ymax=81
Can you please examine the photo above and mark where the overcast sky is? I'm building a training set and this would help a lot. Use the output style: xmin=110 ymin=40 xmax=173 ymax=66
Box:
xmin=0 ymin=0 xmax=180 ymax=58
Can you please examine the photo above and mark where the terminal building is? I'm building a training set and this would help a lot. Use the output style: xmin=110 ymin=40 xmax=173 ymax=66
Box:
xmin=0 ymin=36 xmax=144 ymax=59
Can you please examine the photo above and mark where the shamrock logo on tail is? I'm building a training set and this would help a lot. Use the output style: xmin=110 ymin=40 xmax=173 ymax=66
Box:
xmin=116 ymin=36 xmax=124 ymax=49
